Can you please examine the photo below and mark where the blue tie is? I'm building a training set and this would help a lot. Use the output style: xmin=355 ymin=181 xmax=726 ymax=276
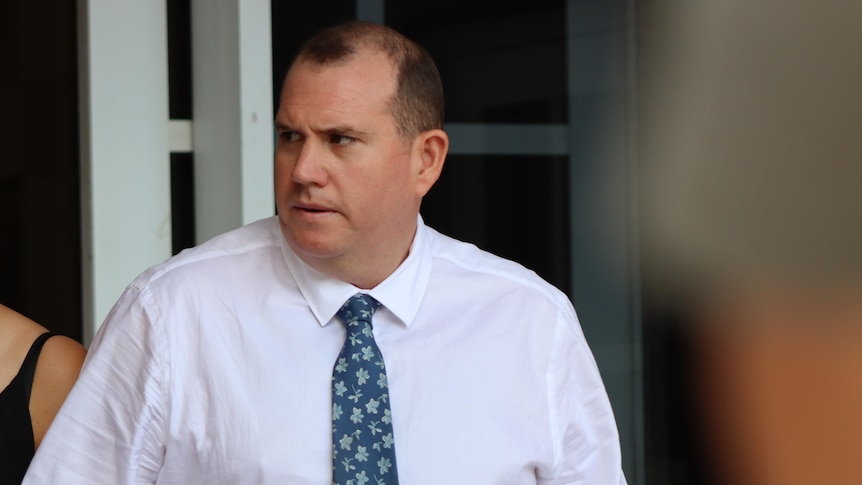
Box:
xmin=332 ymin=294 xmax=399 ymax=485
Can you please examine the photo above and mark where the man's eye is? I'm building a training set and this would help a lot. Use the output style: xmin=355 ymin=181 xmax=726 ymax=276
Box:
xmin=279 ymin=131 xmax=300 ymax=142
xmin=331 ymin=135 xmax=354 ymax=146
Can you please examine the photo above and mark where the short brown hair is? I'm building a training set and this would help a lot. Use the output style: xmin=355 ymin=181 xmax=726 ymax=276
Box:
xmin=290 ymin=21 xmax=444 ymax=140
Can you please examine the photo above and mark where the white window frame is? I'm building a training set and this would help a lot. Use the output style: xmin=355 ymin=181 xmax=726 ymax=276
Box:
xmin=79 ymin=0 xmax=273 ymax=340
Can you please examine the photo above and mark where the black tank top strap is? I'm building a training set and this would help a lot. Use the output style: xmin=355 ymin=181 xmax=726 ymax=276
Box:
xmin=20 ymin=332 xmax=55 ymax=400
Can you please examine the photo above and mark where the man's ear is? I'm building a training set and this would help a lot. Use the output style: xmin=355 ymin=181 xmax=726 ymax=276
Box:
xmin=412 ymin=128 xmax=449 ymax=198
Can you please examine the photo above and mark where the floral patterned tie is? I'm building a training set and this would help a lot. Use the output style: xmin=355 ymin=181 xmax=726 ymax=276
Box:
xmin=332 ymin=294 xmax=399 ymax=485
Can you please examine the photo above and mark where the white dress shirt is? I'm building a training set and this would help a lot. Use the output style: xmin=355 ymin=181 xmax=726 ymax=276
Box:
xmin=25 ymin=216 xmax=626 ymax=484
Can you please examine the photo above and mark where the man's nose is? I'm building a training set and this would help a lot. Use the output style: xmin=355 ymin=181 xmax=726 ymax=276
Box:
xmin=292 ymin=140 xmax=328 ymax=186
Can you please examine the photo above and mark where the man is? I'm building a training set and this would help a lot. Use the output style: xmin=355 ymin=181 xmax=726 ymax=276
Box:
xmin=26 ymin=21 xmax=625 ymax=484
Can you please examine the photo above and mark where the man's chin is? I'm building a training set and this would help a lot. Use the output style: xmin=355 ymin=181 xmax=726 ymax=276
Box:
xmin=283 ymin=231 xmax=342 ymax=262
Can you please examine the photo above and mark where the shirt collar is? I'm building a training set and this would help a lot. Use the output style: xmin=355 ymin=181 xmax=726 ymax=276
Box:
xmin=278 ymin=216 xmax=432 ymax=328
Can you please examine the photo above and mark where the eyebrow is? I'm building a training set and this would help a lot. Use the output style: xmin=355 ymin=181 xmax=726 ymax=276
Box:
xmin=274 ymin=120 xmax=369 ymax=138
xmin=322 ymin=125 xmax=369 ymax=138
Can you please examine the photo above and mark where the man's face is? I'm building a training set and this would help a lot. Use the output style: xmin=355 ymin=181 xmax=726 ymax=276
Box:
xmin=274 ymin=49 xmax=423 ymax=286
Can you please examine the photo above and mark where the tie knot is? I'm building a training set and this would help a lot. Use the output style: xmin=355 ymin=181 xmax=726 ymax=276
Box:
xmin=336 ymin=293 xmax=381 ymax=329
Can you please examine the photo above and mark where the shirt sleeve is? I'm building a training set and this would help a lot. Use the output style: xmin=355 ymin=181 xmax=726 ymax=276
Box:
xmin=539 ymin=307 xmax=628 ymax=484
xmin=24 ymin=284 xmax=168 ymax=484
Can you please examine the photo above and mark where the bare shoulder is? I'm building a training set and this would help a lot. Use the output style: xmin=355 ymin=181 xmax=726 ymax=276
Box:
xmin=37 ymin=335 xmax=87 ymax=382
xmin=30 ymin=335 xmax=87 ymax=448
xmin=0 ymin=304 xmax=86 ymax=447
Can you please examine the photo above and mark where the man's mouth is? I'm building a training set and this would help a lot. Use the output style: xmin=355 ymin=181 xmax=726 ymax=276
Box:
xmin=295 ymin=203 xmax=334 ymax=214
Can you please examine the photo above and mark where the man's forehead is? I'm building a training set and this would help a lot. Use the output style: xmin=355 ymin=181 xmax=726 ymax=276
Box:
xmin=276 ymin=87 xmax=393 ymax=133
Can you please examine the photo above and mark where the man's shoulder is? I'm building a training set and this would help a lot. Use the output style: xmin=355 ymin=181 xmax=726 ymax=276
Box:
xmin=135 ymin=216 xmax=282 ymax=287
xmin=424 ymin=226 xmax=572 ymax=310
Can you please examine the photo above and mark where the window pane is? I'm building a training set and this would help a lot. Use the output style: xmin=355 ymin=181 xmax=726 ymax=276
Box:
xmin=421 ymin=154 xmax=571 ymax=295
xmin=387 ymin=0 xmax=568 ymax=124
xmin=270 ymin=0 xmax=357 ymax=110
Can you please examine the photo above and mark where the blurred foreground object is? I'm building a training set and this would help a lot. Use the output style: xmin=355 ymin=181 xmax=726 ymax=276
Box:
xmin=641 ymin=1 xmax=862 ymax=484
